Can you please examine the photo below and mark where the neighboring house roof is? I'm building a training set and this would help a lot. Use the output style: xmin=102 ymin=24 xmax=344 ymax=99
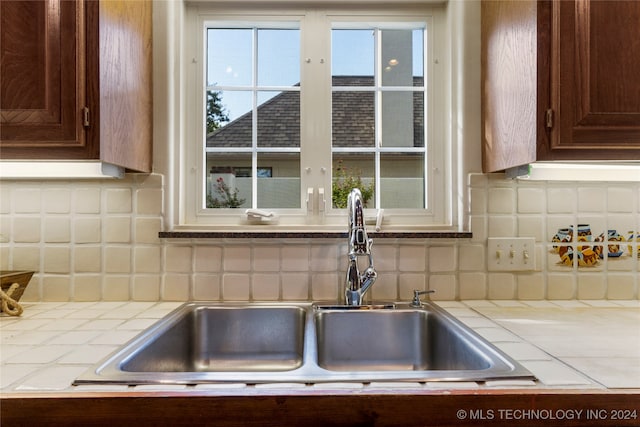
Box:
xmin=206 ymin=76 xmax=424 ymax=148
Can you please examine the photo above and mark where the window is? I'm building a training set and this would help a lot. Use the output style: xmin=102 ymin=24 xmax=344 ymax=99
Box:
xmin=331 ymin=27 xmax=426 ymax=210
xmin=205 ymin=26 xmax=301 ymax=210
xmin=183 ymin=4 xmax=449 ymax=229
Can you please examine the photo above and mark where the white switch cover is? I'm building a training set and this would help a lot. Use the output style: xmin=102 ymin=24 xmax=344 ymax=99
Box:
xmin=487 ymin=237 xmax=536 ymax=271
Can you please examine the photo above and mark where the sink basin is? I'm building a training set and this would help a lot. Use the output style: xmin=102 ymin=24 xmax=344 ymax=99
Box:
xmin=315 ymin=309 xmax=490 ymax=371
xmin=75 ymin=301 xmax=534 ymax=385
xmin=121 ymin=305 xmax=306 ymax=372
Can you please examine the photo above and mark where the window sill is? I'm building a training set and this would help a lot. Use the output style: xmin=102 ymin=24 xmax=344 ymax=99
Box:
xmin=158 ymin=231 xmax=472 ymax=240
xmin=0 ymin=161 xmax=125 ymax=179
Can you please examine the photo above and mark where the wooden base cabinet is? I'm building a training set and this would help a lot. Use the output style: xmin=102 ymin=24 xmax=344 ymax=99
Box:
xmin=482 ymin=0 xmax=640 ymax=173
xmin=0 ymin=0 xmax=152 ymax=173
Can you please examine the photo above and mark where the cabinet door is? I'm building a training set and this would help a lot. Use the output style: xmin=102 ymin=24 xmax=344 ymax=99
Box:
xmin=481 ymin=0 xmax=539 ymax=172
xmin=96 ymin=0 xmax=152 ymax=172
xmin=0 ymin=0 xmax=97 ymax=159
xmin=541 ymin=0 xmax=640 ymax=160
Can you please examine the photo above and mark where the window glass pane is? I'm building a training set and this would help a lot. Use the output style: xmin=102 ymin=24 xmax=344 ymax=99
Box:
xmin=332 ymin=154 xmax=375 ymax=208
xmin=258 ymin=91 xmax=300 ymax=148
xmin=380 ymin=153 xmax=424 ymax=208
xmin=205 ymin=90 xmax=231 ymax=136
xmin=257 ymin=29 xmax=300 ymax=86
xmin=412 ymin=29 xmax=424 ymax=79
xmin=257 ymin=153 xmax=300 ymax=208
xmin=381 ymin=91 xmax=424 ymax=148
xmin=207 ymin=91 xmax=252 ymax=148
xmin=381 ymin=29 xmax=424 ymax=87
xmin=207 ymin=29 xmax=252 ymax=87
xmin=207 ymin=155 xmax=252 ymax=208
xmin=331 ymin=30 xmax=374 ymax=86
xmin=332 ymin=91 xmax=375 ymax=147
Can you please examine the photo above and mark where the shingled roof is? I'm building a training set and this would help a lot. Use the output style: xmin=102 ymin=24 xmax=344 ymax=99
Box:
xmin=207 ymin=76 xmax=424 ymax=148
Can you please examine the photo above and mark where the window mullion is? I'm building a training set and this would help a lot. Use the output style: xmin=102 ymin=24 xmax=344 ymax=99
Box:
xmin=251 ymin=28 xmax=259 ymax=208
xmin=300 ymin=11 xmax=332 ymax=217
xmin=374 ymin=29 xmax=382 ymax=209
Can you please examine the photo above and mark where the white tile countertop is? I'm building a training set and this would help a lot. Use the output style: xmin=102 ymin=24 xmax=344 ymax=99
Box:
xmin=1 ymin=300 xmax=639 ymax=394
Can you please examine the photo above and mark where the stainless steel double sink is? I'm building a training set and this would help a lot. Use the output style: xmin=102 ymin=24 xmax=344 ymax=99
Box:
xmin=74 ymin=301 xmax=534 ymax=385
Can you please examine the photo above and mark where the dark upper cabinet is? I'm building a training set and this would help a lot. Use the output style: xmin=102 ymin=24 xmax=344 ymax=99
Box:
xmin=482 ymin=0 xmax=640 ymax=173
xmin=0 ymin=0 xmax=152 ymax=173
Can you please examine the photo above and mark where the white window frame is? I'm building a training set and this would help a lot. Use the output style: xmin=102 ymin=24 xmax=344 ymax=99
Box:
xmin=179 ymin=3 xmax=453 ymax=231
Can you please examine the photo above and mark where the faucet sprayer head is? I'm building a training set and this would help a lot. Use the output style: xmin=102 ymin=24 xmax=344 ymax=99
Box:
xmin=347 ymin=189 xmax=370 ymax=256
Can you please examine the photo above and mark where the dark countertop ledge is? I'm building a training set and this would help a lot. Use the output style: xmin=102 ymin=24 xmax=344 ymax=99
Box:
xmin=159 ymin=231 xmax=472 ymax=239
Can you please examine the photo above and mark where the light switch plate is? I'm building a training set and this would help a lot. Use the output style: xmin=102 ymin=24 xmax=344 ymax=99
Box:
xmin=487 ymin=237 xmax=536 ymax=271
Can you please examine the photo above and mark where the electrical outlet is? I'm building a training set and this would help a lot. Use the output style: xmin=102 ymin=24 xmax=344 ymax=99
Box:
xmin=487 ymin=237 xmax=536 ymax=271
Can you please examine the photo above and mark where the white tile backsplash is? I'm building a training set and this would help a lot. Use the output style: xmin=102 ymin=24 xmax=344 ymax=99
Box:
xmin=102 ymin=276 xmax=130 ymax=301
xmin=73 ymin=275 xmax=102 ymax=301
xmin=280 ymin=245 xmax=310 ymax=271
xmin=280 ymin=273 xmax=309 ymax=300
xmin=399 ymin=273 xmax=426 ymax=300
xmin=74 ymin=188 xmax=101 ymax=214
xmin=458 ymin=272 xmax=487 ymax=300
xmin=428 ymin=274 xmax=456 ymax=300
xmin=370 ymin=272 xmax=398 ymax=301
xmin=136 ymin=188 xmax=163 ymax=215
xmin=222 ymin=273 xmax=251 ymax=300
xmin=517 ymin=273 xmax=546 ymax=300
xmin=252 ymin=273 xmax=280 ymax=300
xmin=193 ymin=274 xmax=221 ymax=300
xmin=488 ymin=187 xmax=515 ymax=214
xmin=162 ymin=274 xmax=190 ymax=301
xmin=104 ymin=217 xmax=131 ymax=243
xmin=547 ymin=187 xmax=576 ymax=213
xmin=311 ymin=272 xmax=339 ymax=301
xmin=105 ymin=188 xmax=132 ymax=213
xmin=578 ymin=187 xmax=606 ymax=212
xmin=253 ymin=246 xmax=281 ymax=272
xmin=194 ymin=246 xmax=222 ymax=272
xmin=398 ymin=245 xmax=426 ymax=272
xmin=222 ymin=246 xmax=251 ymax=272
xmin=517 ymin=187 xmax=545 ymax=214
xmin=43 ymin=217 xmax=71 ymax=243
xmin=132 ymin=275 xmax=160 ymax=301
xmin=104 ymin=247 xmax=131 ymax=274
xmin=13 ymin=188 xmax=41 ymax=213
xmin=12 ymin=217 xmax=41 ymax=243
xmin=429 ymin=246 xmax=456 ymax=272
xmin=487 ymin=273 xmax=516 ymax=300
xmin=0 ymin=173 xmax=638 ymax=303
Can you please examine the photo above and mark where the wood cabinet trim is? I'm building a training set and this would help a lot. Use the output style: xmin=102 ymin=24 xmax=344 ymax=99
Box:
xmin=3 ymin=391 xmax=640 ymax=427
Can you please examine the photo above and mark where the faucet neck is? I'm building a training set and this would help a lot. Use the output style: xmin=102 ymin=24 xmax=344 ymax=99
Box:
xmin=344 ymin=188 xmax=377 ymax=306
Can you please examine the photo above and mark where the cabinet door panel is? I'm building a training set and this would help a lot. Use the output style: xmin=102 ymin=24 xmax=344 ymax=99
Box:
xmin=589 ymin=3 xmax=640 ymax=115
xmin=1 ymin=2 xmax=48 ymax=111
xmin=0 ymin=0 xmax=93 ymax=158
xmin=98 ymin=0 xmax=152 ymax=172
xmin=548 ymin=0 xmax=640 ymax=159
xmin=481 ymin=0 xmax=538 ymax=172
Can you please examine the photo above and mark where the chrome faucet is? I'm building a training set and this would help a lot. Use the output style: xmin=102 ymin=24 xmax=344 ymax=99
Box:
xmin=344 ymin=188 xmax=377 ymax=306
